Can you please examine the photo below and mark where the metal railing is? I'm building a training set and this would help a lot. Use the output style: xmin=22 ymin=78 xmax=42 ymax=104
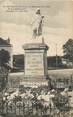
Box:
xmin=0 ymin=99 xmax=72 ymax=117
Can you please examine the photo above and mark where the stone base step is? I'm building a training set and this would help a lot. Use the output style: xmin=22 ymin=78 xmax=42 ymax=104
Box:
xmin=20 ymin=76 xmax=48 ymax=87
xmin=23 ymin=78 xmax=47 ymax=82
xmin=20 ymin=81 xmax=48 ymax=87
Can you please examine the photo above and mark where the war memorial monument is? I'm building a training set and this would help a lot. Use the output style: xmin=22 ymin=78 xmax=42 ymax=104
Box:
xmin=23 ymin=9 xmax=49 ymax=87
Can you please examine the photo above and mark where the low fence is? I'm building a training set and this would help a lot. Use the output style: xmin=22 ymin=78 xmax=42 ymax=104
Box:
xmin=0 ymin=100 xmax=73 ymax=117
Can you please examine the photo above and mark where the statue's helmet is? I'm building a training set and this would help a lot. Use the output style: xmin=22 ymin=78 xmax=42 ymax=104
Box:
xmin=36 ymin=8 xmax=41 ymax=14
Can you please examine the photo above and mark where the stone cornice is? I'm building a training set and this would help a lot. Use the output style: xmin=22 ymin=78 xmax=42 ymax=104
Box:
xmin=23 ymin=43 xmax=49 ymax=50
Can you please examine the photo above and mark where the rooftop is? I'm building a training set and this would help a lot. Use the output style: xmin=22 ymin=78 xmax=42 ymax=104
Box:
xmin=0 ymin=37 xmax=12 ymax=47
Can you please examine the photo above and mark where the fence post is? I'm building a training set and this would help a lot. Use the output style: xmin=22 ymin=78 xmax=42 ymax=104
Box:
xmin=14 ymin=101 xmax=16 ymax=116
xmin=1 ymin=98 xmax=4 ymax=114
xmin=49 ymin=103 xmax=52 ymax=116
xmin=23 ymin=102 xmax=25 ymax=116
xmin=6 ymin=102 xmax=8 ymax=115
xmin=19 ymin=104 xmax=21 ymax=116
xmin=27 ymin=101 xmax=29 ymax=115
xmin=32 ymin=102 xmax=33 ymax=114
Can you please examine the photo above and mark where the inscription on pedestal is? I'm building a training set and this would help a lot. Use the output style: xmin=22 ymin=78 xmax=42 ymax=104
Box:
xmin=25 ymin=52 xmax=44 ymax=76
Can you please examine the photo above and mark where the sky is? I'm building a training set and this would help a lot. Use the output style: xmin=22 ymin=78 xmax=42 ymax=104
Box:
xmin=0 ymin=0 xmax=73 ymax=56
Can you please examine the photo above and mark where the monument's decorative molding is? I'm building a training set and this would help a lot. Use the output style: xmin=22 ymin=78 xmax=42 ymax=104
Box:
xmin=23 ymin=43 xmax=48 ymax=50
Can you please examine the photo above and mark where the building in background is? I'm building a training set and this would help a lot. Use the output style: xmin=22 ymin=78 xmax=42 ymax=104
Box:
xmin=0 ymin=37 xmax=13 ymax=67
xmin=12 ymin=55 xmax=67 ymax=72
xmin=47 ymin=56 xmax=67 ymax=69
xmin=13 ymin=54 xmax=24 ymax=72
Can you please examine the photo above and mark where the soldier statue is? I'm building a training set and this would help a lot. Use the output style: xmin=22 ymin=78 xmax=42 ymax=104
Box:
xmin=32 ymin=8 xmax=44 ymax=39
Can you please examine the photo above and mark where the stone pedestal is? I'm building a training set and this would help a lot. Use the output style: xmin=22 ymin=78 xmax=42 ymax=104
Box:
xmin=23 ymin=42 xmax=49 ymax=87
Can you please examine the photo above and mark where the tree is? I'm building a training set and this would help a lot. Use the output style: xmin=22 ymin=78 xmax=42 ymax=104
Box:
xmin=63 ymin=39 xmax=73 ymax=63
xmin=0 ymin=49 xmax=10 ymax=91
xmin=0 ymin=49 xmax=10 ymax=66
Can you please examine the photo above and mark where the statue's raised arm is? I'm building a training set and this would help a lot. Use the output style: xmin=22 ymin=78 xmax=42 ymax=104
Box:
xmin=32 ymin=8 xmax=44 ymax=39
